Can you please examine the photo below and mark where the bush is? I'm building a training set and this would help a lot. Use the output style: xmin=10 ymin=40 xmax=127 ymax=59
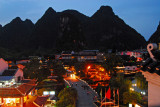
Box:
xmin=123 ymin=91 xmax=142 ymax=104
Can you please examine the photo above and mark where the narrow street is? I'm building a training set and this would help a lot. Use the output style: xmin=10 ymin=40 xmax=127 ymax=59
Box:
xmin=65 ymin=77 xmax=98 ymax=107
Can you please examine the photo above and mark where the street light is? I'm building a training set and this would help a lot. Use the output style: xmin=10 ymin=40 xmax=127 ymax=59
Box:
xmin=87 ymin=66 xmax=91 ymax=77
xmin=130 ymin=88 xmax=134 ymax=91
xmin=132 ymin=84 xmax=137 ymax=86
xmin=87 ymin=66 xmax=91 ymax=69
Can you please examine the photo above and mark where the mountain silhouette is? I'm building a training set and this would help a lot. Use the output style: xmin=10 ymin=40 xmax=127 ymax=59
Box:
xmin=149 ymin=22 xmax=160 ymax=43
xmin=29 ymin=7 xmax=59 ymax=49
xmin=85 ymin=6 xmax=146 ymax=50
xmin=0 ymin=17 xmax=34 ymax=51
xmin=0 ymin=6 xmax=146 ymax=55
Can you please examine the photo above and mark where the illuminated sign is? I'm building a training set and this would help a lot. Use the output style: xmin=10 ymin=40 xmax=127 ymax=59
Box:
xmin=49 ymin=91 xmax=55 ymax=95
xmin=43 ymin=91 xmax=49 ymax=95
xmin=43 ymin=91 xmax=55 ymax=96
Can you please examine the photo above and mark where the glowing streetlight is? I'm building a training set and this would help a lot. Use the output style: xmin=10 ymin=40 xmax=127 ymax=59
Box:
xmin=130 ymin=88 xmax=134 ymax=91
xmin=87 ymin=66 xmax=91 ymax=69
xmin=132 ymin=84 xmax=137 ymax=86
xmin=86 ymin=66 xmax=91 ymax=77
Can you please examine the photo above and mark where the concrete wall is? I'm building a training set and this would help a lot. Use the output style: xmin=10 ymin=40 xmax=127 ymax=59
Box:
xmin=148 ymin=82 xmax=160 ymax=106
xmin=142 ymin=71 xmax=160 ymax=107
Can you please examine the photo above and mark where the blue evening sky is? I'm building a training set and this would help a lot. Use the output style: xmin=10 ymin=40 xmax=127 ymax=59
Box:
xmin=0 ymin=0 xmax=159 ymax=41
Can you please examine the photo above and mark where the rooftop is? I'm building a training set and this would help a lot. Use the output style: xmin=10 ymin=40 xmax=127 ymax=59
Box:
xmin=141 ymin=43 xmax=160 ymax=75
xmin=0 ymin=79 xmax=37 ymax=97
xmin=2 ymin=69 xmax=17 ymax=76
xmin=0 ymin=76 xmax=14 ymax=81
xmin=33 ymin=96 xmax=49 ymax=107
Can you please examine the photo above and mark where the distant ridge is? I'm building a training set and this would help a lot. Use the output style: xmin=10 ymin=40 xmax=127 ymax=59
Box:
xmin=149 ymin=22 xmax=160 ymax=43
xmin=0 ymin=6 xmax=146 ymax=54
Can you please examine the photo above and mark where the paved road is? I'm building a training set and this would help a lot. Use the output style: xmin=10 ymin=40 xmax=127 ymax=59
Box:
xmin=65 ymin=77 xmax=98 ymax=107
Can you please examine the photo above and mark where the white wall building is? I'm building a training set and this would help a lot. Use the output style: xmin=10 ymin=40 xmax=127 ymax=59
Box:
xmin=0 ymin=58 xmax=23 ymax=87
xmin=0 ymin=58 xmax=8 ymax=75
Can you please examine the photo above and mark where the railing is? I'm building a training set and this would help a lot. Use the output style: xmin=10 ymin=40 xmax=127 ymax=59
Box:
xmin=64 ymin=79 xmax=71 ymax=87
xmin=76 ymin=77 xmax=99 ymax=97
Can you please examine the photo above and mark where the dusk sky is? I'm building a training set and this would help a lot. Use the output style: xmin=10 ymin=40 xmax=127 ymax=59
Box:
xmin=0 ymin=0 xmax=159 ymax=41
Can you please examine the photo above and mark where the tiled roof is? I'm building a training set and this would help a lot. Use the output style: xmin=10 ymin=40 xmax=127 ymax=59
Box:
xmin=17 ymin=83 xmax=36 ymax=95
xmin=20 ymin=79 xmax=36 ymax=84
xmin=141 ymin=57 xmax=160 ymax=75
xmin=2 ymin=69 xmax=17 ymax=76
xmin=0 ymin=76 xmax=13 ymax=81
xmin=141 ymin=43 xmax=160 ymax=75
xmin=33 ymin=96 xmax=49 ymax=107
xmin=0 ymin=88 xmax=23 ymax=97
xmin=8 ymin=66 xmax=18 ymax=69
xmin=0 ymin=79 xmax=37 ymax=97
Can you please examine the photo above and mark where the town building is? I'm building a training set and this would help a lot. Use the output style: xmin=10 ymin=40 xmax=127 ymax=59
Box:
xmin=123 ymin=62 xmax=138 ymax=75
xmin=16 ymin=60 xmax=30 ymax=65
xmin=0 ymin=58 xmax=23 ymax=86
xmin=0 ymin=58 xmax=41 ymax=107
xmin=117 ymin=50 xmax=147 ymax=62
xmin=0 ymin=79 xmax=37 ymax=107
xmin=60 ymin=50 xmax=105 ymax=63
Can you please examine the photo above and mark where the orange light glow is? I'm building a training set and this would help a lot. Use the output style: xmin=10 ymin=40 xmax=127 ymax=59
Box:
xmin=4 ymin=98 xmax=20 ymax=106
xmin=72 ymin=56 xmax=75 ymax=59
xmin=87 ymin=66 xmax=91 ymax=69
xmin=39 ymin=60 xmax=42 ymax=63
xmin=70 ymin=74 xmax=76 ymax=79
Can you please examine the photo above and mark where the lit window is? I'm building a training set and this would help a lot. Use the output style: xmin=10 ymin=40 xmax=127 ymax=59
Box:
xmin=3 ymin=98 xmax=20 ymax=106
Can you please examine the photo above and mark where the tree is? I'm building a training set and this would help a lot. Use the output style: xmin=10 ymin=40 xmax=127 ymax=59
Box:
xmin=130 ymin=56 xmax=137 ymax=62
xmin=135 ymin=72 xmax=148 ymax=90
xmin=123 ymin=91 xmax=142 ymax=105
xmin=74 ymin=62 xmax=86 ymax=74
xmin=53 ymin=62 xmax=66 ymax=76
xmin=23 ymin=57 xmax=41 ymax=79
xmin=109 ymin=74 xmax=132 ymax=103
xmin=23 ymin=57 xmax=50 ymax=82
xmin=37 ymin=88 xmax=46 ymax=96
xmin=48 ymin=60 xmax=66 ymax=76
xmin=56 ymin=87 xmax=77 ymax=107
xmin=102 ymin=54 xmax=123 ymax=76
